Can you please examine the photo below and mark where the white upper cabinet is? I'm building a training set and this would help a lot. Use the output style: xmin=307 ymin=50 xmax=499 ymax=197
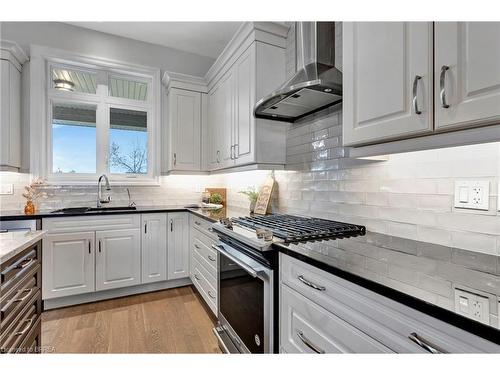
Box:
xmin=0 ymin=41 xmax=27 ymax=171
xmin=141 ymin=213 xmax=167 ymax=284
xmin=343 ymin=22 xmax=433 ymax=146
xmin=166 ymin=88 xmax=202 ymax=172
xmin=42 ymin=232 xmax=96 ymax=299
xmin=167 ymin=212 xmax=190 ymax=280
xmin=95 ymin=228 xmax=141 ymax=291
xmin=434 ymin=22 xmax=500 ymax=130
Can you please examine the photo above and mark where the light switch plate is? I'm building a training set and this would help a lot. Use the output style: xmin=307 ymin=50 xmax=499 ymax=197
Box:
xmin=0 ymin=184 xmax=14 ymax=195
xmin=454 ymin=180 xmax=489 ymax=211
xmin=454 ymin=288 xmax=490 ymax=325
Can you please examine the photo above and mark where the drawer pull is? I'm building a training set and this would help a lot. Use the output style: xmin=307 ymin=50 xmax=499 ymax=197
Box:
xmin=208 ymin=255 xmax=216 ymax=262
xmin=208 ymin=290 xmax=216 ymax=299
xmin=194 ymin=244 xmax=201 ymax=249
xmin=297 ymin=330 xmax=325 ymax=354
xmin=208 ymin=227 xmax=214 ymax=232
xmin=16 ymin=258 xmax=34 ymax=270
xmin=298 ymin=275 xmax=326 ymax=291
xmin=13 ymin=287 xmax=35 ymax=303
xmin=194 ymin=221 xmax=201 ymax=226
xmin=14 ymin=317 xmax=34 ymax=336
xmin=194 ymin=274 xmax=201 ymax=281
xmin=408 ymin=332 xmax=446 ymax=354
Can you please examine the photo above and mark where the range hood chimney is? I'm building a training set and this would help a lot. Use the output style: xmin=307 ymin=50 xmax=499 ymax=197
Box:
xmin=254 ymin=22 xmax=342 ymax=122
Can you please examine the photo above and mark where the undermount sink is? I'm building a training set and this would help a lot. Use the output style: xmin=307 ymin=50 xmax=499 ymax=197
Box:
xmin=51 ymin=206 xmax=137 ymax=214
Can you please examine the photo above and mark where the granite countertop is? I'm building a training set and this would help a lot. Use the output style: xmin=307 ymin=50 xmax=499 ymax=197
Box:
xmin=0 ymin=230 xmax=47 ymax=264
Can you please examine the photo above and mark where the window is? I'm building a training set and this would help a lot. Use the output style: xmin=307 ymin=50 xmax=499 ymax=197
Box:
xmin=45 ymin=61 xmax=158 ymax=184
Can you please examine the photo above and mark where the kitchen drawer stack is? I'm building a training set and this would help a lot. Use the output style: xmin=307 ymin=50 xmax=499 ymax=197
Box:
xmin=189 ymin=216 xmax=218 ymax=316
xmin=0 ymin=242 xmax=42 ymax=354
xmin=280 ymin=253 xmax=500 ymax=353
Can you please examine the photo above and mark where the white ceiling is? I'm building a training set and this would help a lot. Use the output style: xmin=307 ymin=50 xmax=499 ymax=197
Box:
xmin=67 ymin=22 xmax=242 ymax=59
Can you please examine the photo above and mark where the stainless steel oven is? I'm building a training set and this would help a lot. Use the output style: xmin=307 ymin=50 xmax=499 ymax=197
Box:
xmin=212 ymin=241 xmax=274 ymax=353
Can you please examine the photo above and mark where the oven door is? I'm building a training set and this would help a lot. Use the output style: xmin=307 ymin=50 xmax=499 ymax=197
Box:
xmin=212 ymin=242 xmax=273 ymax=353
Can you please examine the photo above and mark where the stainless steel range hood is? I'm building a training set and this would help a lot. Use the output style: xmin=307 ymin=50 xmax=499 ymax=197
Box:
xmin=254 ymin=22 xmax=342 ymax=122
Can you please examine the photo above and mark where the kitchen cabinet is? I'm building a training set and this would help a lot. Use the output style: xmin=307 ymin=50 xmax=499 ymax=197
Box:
xmin=0 ymin=41 xmax=27 ymax=171
xmin=141 ymin=213 xmax=167 ymax=284
xmin=42 ymin=232 xmax=95 ymax=299
xmin=207 ymin=39 xmax=287 ymax=171
xmin=434 ymin=22 xmax=500 ymax=131
xmin=95 ymin=228 xmax=141 ymax=291
xmin=167 ymin=212 xmax=190 ymax=280
xmin=166 ymin=88 xmax=202 ymax=172
xmin=343 ymin=22 xmax=434 ymax=146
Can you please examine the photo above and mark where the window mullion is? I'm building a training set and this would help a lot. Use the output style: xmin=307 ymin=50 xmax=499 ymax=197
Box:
xmin=96 ymin=71 xmax=109 ymax=176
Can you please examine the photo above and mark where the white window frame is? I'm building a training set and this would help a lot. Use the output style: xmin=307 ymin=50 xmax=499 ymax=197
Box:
xmin=29 ymin=45 xmax=161 ymax=185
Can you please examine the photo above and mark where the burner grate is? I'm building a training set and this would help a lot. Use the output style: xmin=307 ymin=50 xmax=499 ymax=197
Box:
xmin=232 ymin=214 xmax=366 ymax=243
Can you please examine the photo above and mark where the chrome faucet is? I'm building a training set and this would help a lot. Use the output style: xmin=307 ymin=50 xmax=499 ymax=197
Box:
xmin=97 ymin=174 xmax=111 ymax=207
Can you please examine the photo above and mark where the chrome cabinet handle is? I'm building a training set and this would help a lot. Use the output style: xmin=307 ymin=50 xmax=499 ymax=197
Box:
xmin=13 ymin=287 xmax=34 ymax=303
xmin=298 ymin=275 xmax=326 ymax=291
xmin=88 ymin=240 xmax=91 ymax=254
xmin=230 ymin=145 xmax=235 ymax=160
xmin=297 ymin=330 xmax=325 ymax=354
xmin=208 ymin=227 xmax=214 ymax=232
xmin=194 ymin=244 xmax=200 ymax=249
xmin=98 ymin=240 xmax=102 ymax=253
xmin=412 ymin=75 xmax=422 ymax=115
xmin=14 ymin=317 xmax=34 ymax=336
xmin=194 ymin=221 xmax=201 ymax=226
xmin=144 ymin=223 xmax=147 ymax=234
xmin=170 ymin=219 xmax=173 ymax=232
xmin=194 ymin=274 xmax=200 ymax=281
xmin=439 ymin=65 xmax=450 ymax=108
xmin=408 ymin=332 xmax=446 ymax=354
xmin=208 ymin=290 xmax=216 ymax=299
xmin=173 ymin=152 xmax=177 ymax=166
xmin=208 ymin=255 xmax=216 ymax=262
xmin=16 ymin=258 xmax=34 ymax=270
xmin=216 ymin=150 xmax=220 ymax=164
xmin=234 ymin=143 xmax=239 ymax=159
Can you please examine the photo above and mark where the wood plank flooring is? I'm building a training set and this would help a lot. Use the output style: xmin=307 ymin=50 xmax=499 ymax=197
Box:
xmin=41 ymin=286 xmax=221 ymax=353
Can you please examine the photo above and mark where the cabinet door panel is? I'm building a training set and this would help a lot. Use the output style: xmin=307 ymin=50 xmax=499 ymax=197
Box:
xmin=96 ymin=229 xmax=141 ymax=291
xmin=343 ymin=22 xmax=433 ymax=146
xmin=141 ymin=214 xmax=167 ymax=284
xmin=169 ymin=88 xmax=201 ymax=171
xmin=167 ymin=212 xmax=190 ymax=280
xmin=435 ymin=22 xmax=500 ymax=130
xmin=42 ymin=232 xmax=95 ymax=299
xmin=234 ymin=45 xmax=255 ymax=165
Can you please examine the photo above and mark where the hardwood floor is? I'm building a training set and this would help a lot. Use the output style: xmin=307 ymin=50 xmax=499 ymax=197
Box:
xmin=41 ymin=286 xmax=221 ymax=353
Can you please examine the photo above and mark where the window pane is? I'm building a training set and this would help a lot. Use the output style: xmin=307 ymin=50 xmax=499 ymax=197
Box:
xmin=109 ymin=76 xmax=148 ymax=101
xmin=52 ymin=67 xmax=97 ymax=94
xmin=109 ymin=108 xmax=148 ymax=174
xmin=52 ymin=103 xmax=97 ymax=174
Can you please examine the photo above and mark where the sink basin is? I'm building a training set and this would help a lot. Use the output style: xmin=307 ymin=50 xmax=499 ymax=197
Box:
xmin=51 ymin=206 xmax=137 ymax=214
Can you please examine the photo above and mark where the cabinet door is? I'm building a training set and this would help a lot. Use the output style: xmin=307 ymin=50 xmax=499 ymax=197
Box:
xmin=233 ymin=45 xmax=256 ymax=166
xmin=212 ymin=70 xmax=235 ymax=169
xmin=141 ymin=213 xmax=167 ymax=284
xmin=435 ymin=22 xmax=500 ymax=130
xmin=343 ymin=22 xmax=433 ymax=146
xmin=167 ymin=212 xmax=190 ymax=280
xmin=42 ymin=232 xmax=95 ymax=299
xmin=280 ymin=284 xmax=393 ymax=353
xmin=169 ymin=88 xmax=201 ymax=171
xmin=0 ymin=60 xmax=21 ymax=169
xmin=95 ymin=228 xmax=141 ymax=291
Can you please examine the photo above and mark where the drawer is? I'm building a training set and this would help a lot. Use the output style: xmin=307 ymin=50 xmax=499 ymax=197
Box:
xmin=43 ymin=214 xmax=140 ymax=233
xmin=192 ymin=235 xmax=217 ymax=275
xmin=281 ymin=253 xmax=500 ymax=353
xmin=0 ymin=290 xmax=41 ymax=353
xmin=1 ymin=265 xmax=40 ymax=329
xmin=190 ymin=215 xmax=216 ymax=240
xmin=17 ymin=319 xmax=41 ymax=354
xmin=281 ymin=284 xmax=393 ymax=353
xmin=1 ymin=244 xmax=40 ymax=291
xmin=191 ymin=257 xmax=217 ymax=316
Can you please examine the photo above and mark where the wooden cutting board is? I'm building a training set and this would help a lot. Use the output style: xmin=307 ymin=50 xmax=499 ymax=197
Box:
xmin=206 ymin=188 xmax=227 ymax=205
xmin=254 ymin=177 xmax=276 ymax=215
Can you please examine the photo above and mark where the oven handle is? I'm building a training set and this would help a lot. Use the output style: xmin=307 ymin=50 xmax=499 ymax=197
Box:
xmin=211 ymin=244 xmax=258 ymax=278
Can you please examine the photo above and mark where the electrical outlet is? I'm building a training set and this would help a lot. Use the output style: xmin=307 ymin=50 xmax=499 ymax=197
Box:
xmin=454 ymin=288 xmax=490 ymax=325
xmin=454 ymin=180 xmax=489 ymax=211
xmin=0 ymin=184 xmax=14 ymax=195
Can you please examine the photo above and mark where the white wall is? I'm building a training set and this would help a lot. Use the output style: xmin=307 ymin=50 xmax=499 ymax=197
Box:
xmin=0 ymin=22 xmax=215 ymax=76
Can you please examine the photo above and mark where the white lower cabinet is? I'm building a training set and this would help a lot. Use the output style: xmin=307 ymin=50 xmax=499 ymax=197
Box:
xmin=42 ymin=232 xmax=95 ymax=299
xmin=281 ymin=284 xmax=392 ymax=353
xmin=167 ymin=212 xmax=190 ymax=280
xmin=141 ymin=213 xmax=167 ymax=284
xmin=95 ymin=229 xmax=141 ymax=291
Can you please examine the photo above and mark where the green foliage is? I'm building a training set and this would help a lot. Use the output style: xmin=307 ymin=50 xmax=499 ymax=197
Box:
xmin=239 ymin=187 xmax=259 ymax=203
xmin=209 ymin=192 xmax=223 ymax=204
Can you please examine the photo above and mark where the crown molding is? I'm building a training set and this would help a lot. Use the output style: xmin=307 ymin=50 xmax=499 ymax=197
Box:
xmin=162 ymin=71 xmax=208 ymax=93
xmin=0 ymin=40 xmax=29 ymax=71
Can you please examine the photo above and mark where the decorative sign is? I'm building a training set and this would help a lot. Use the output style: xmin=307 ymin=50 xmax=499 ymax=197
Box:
xmin=254 ymin=177 xmax=276 ymax=215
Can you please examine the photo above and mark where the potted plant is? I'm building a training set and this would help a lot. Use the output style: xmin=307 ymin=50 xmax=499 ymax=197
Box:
xmin=209 ymin=192 xmax=223 ymax=205
xmin=239 ymin=187 xmax=259 ymax=213
xmin=22 ymin=177 xmax=48 ymax=215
